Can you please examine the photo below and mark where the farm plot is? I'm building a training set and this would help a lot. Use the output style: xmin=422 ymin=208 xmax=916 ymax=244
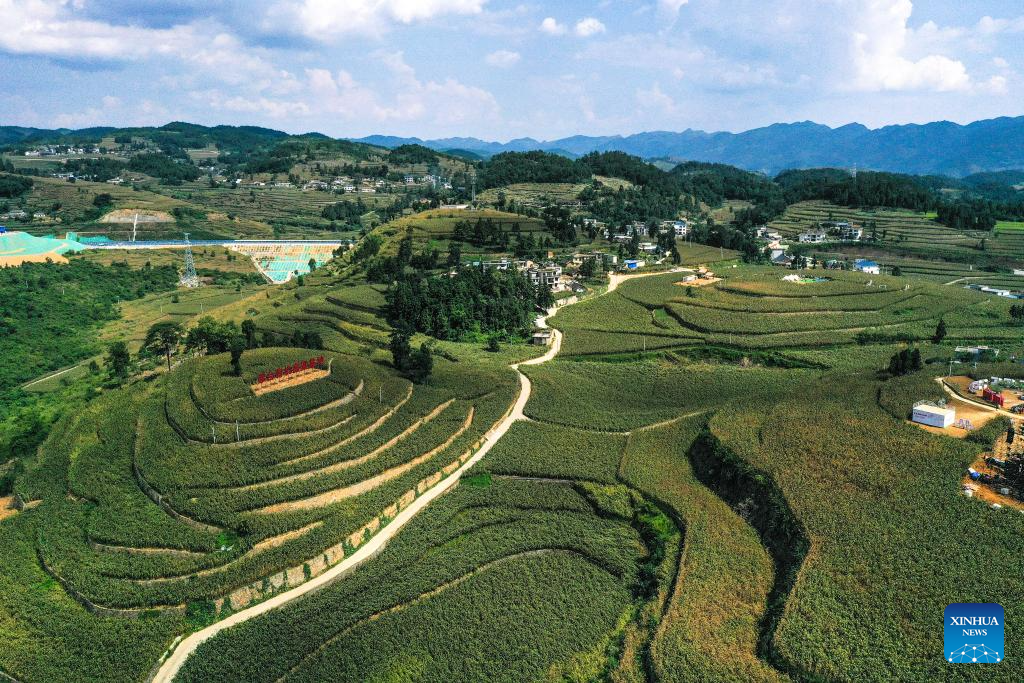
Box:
xmin=706 ymin=376 xmax=1024 ymax=681
xmin=175 ymin=476 xmax=654 ymax=683
xmin=770 ymin=200 xmax=1024 ymax=264
xmin=597 ymin=267 xmax=1012 ymax=353
xmin=19 ymin=343 xmax=521 ymax=620
xmin=76 ymin=247 xmax=261 ymax=275
xmin=373 ymin=208 xmax=550 ymax=257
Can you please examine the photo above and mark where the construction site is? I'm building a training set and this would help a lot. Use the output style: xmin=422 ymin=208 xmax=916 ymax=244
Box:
xmin=0 ymin=226 xmax=346 ymax=283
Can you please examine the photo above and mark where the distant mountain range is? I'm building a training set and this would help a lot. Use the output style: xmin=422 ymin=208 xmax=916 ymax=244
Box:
xmin=3 ymin=116 xmax=1024 ymax=178
xmin=353 ymin=116 xmax=1024 ymax=177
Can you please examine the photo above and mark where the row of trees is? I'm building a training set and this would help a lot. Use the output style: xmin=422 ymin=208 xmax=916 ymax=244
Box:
xmin=111 ymin=317 xmax=325 ymax=381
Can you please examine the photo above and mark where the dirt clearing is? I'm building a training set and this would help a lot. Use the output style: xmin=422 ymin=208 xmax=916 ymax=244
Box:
xmin=0 ymin=496 xmax=19 ymax=522
xmin=99 ymin=209 xmax=175 ymax=223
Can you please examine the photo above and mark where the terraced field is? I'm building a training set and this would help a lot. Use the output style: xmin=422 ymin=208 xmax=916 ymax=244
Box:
xmin=372 ymin=208 xmax=550 ymax=258
xmin=552 ymin=267 xmax=1020 ymax=357
xmin=4 ymin=255 xmax=1024 ymax=683
xmin=2 ymin=337 xmax=520 ymax=681
xmin=770 ymin=200 xmax=1024 ymax=263
xmin=176 ymin=261 xmax=1024 ymax=682
xmin=171 ymin=184 xmax=386 ymax=235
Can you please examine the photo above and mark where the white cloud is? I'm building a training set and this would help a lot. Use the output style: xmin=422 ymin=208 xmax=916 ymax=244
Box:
xmin=658 ymin=0 xmax=689 ymax=17
xmin=850 ymin=0 xmax=970 ymax=92
xmin=199 ymin=51 xmax=500 ymax=130
xmin=0 ymin=0 xmax=199 ymax=60
xmin=636 ymin=83 xmax=677 ymax=113
xmin=993 ymin=57 xmax=1009 ymax=68
xmin=265 ymin=0 xmax=487 ymax=40
xmin=982 ymin=75 xmax=1008 ymax=95
xmin=51 ymin=96 xmax=170 ymax=129
xmin=575 ymin=17 xmax=606 ymax=38
xmin=485 ymin=49 xmax=520 ymax=68
xmin=539 ymin=17 xmax=565 ymax=36
xmin=0 ymin=0 xmax=287 ymax=90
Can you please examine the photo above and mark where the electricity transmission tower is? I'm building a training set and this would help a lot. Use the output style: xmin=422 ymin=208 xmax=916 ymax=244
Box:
xmin=180 ymin=232 xmax=200 ymax=288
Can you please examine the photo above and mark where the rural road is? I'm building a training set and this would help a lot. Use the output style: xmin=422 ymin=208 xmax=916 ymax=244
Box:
xmin=149 ymin=267 xmax=670 ymax=683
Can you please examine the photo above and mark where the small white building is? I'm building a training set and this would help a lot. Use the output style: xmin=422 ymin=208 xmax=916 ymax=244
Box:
xmin=798 ymin=228 xmax=828 ymax=244
xmin=770 ymin=249 xmax=793 ymax=267
xmin=661 ymin=220 xmax=689 ymax=237
xmin=912 ymin=404 xmax=955 ymax=428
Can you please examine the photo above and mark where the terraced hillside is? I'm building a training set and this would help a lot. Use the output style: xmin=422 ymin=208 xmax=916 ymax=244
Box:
xmin=2 ymin=337 xmax=521 ymax=682
xmin=178 ymin=266 xmax=1024 ymax=683
xmin=371 ymin=208 xmax=550 ymax=259
xmin=3 ymin=254 xmax=1023 ymax=683
xmin=770 ymin=200 xmax=1024 ymax=263
xmin=553 ymin=268 xmax=1022 ymax=357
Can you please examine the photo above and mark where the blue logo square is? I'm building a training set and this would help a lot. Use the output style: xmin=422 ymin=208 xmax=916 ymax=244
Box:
xmin=945 ymin=603 xmax=1004 ymax=663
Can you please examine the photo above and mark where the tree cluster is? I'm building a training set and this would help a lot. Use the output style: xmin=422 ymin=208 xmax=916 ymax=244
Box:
xmin=322 ymin=199 xmax=369 ymax=224
xmin=936 ymin=198 xmax=998 ymax=232
xmin=385 ymin=266 xmax=550 ymax=341
xmin=888 ymin=348 xmax=923 ymax=377
xmin=0 ymin=173 xmax=33 ymax=198
xmin=127 ymin=152 xmax=201 ymax=184
xmin=389 ymin=327 xmax=433 ymax=383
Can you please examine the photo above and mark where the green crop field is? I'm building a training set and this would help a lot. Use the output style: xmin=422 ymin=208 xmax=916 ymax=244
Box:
xmin=3 ymin=190 xmax=1024 ymax=683
xmin=771 ymin=200 xmax=1024 ymax=265
xmin=170 ymin=260 xmax=1024 ymax=683
xmin=551 ymin=268 xmax=1020 ymax=357
xmin=371 ymin=207 xmax=550 ymax=259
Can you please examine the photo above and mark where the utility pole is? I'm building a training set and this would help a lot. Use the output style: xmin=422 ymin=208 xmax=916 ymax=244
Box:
xmin=180 ymin=232 xmax=200 ymax=288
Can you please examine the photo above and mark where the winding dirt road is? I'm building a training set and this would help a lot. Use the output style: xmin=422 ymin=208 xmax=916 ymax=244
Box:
xmin=150 ymin=268 xmax=673 ymax=683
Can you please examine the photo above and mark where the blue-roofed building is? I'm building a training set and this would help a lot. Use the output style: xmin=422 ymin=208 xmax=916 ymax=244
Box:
xmin=853 ymin=259 xmax=880 ymax=275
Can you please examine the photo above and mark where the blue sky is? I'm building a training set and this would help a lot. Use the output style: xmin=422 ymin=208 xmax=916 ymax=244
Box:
xmin=1 ymin=1 xmax=1022 ymax=140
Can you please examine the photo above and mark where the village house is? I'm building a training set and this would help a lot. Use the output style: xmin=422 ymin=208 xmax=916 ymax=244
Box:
xmin=798 ymin=228 xmax=828 ymax=244
xmin=770 ymin=248 xmax=794 ymax=267
xmin=660 ymin=219 xmax=690 ymax=237
xmin=840 ymin=224 xmax=863 ymax=241
xmin=526 ymin=264 xmax=564 ymax=291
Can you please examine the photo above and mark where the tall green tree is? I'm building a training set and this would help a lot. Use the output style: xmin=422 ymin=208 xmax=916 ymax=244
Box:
xmin=106 ymin=341 xmax=131 ymax=379
xmin=229 ymin=336 xmax=245 ymax=377
xmin=241 ymin=319 xmax=257 ymax=349
xmin=143 ymin=321 xmax=183 ymax=370
xmin=933 ymin=318 xmax=947 ymax=344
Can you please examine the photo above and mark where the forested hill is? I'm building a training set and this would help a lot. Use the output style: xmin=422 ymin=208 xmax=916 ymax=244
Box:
xmin=354 ymin=116 xmax=1024 ymax=177
xmin=8 ymin=116 xmax=1024 ymax=176
xmin=476 ymin=151 xmax=1024 ymax=228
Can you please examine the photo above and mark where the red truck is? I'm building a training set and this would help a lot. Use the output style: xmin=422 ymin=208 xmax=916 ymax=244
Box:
xmin=982 ymin=387 xmax=1006 ymax=407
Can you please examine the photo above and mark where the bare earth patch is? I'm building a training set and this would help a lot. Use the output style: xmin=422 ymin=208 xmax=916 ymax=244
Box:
xmin=0 ymin=495 xmax=18 ymax=522
xmin=99 ymin=209 xmax=175 ymax=223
